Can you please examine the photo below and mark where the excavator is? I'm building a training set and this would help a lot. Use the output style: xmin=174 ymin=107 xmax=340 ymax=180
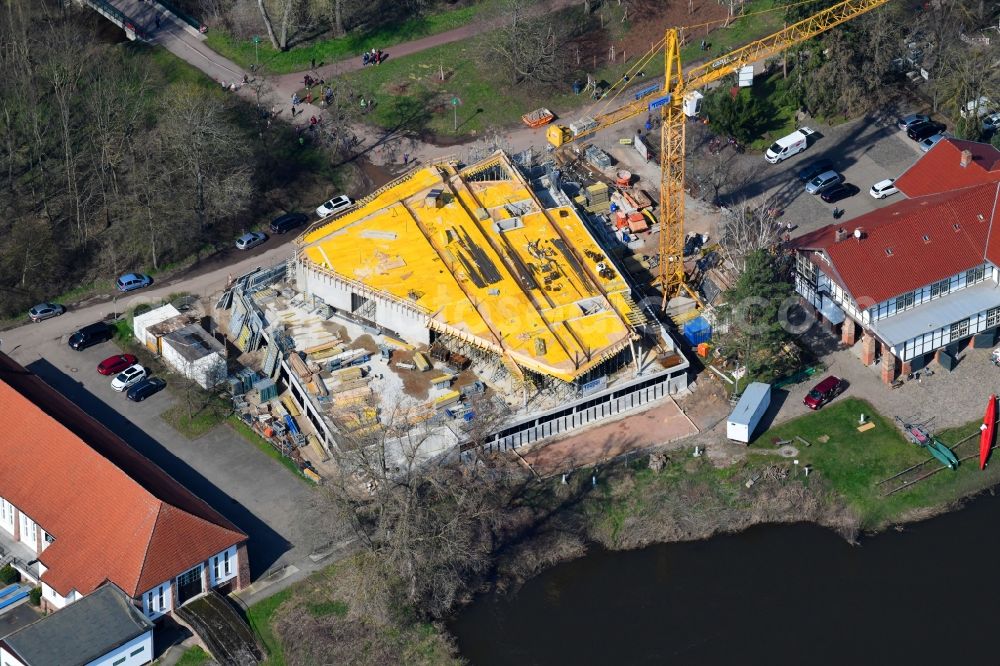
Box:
xmin=545 ymin=0 xmax=893 ymax=312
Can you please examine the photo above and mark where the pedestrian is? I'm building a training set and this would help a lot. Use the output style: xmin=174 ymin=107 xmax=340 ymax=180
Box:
xmin=243 ymin=73 xmax=249 ymax=85
xmin=403 ymin=153 xmax=409 ymax=165
xmin=311 ymin=57 xmax=316 ymax=70
xmin=363 ymin=52 xmax=369 ymax=66
xmin=305 ymin=92 xmax=312 ymax=104
xmin=360 ymin=98 xmax=367 ymax=111
xmin=221 ymin=80 xmax=228 ymax=89
xmin=299 ymin=136 xmax=305 ymax=146
xmin=291 ymin=93 xmax=299 ymax=106
xmin=155 ymin=13 xmax=160 ymax=28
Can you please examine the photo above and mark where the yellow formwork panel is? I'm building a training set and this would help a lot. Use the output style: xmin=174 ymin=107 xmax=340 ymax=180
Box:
xmin=298 ymin=153 xmax=644 ymax=382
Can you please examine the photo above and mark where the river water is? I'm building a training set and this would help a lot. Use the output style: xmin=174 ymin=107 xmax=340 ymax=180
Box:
xmin=451 ymin=491 xmax=1000 ymax=665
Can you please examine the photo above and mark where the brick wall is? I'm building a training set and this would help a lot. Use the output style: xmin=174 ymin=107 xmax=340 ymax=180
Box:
xmin=236 ymin=543 xmax=250 ymax=590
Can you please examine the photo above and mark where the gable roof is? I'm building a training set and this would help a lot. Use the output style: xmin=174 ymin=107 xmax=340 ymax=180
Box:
xmin=0 ymin=353 xmax=246 ymax=598
xmin=0 ymin=584 xmax=153 ymax=666
xmin=895 ymin=139 xmax=1000 ymax=198
xmin=793 ymin=182 xmax=1000 ymax=305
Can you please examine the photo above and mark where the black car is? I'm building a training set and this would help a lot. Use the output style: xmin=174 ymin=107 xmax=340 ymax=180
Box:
xmin=820 ymin=182 xmax=860 ymax=203
xmin=127 ymin=377 xmax=167 ymax=402
xmin=797 ymin=158 xmax=834 ymax=182
xmin=68 ymin=322 xmax=114 ymax=351
xmin=907 ymin=121 xmax=946 ymax=141
xmin=269 ymin=212 xmax=309 ymax=234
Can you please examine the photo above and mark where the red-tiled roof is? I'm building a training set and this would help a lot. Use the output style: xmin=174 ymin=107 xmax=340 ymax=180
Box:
xmin=895 ymin=139 xmax=1000 ymax=197
xmin=793 ymin=182 xmax=1000 ymax=305
xmin=0 ymin=354 xmax=246 ymax=598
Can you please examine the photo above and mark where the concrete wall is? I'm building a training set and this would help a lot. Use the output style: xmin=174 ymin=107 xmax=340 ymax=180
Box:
xmin=85 ymin=632 xmax=153 ymax=666
xmin=485 ymin=366 xmax=688 ymax=451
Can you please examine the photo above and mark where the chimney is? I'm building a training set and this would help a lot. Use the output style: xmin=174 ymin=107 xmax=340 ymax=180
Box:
xmin=853 ymin=227 xmax=865 ymax=241
xmin=834 ymin=228 xmax=849 ymax=243
xmin=960 ymin=149 xmax=973 ymax=167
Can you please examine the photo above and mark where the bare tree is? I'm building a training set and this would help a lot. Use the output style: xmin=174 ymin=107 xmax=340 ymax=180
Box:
xmin=256 ymin=0 xmax=299 ymax=50
xmin=481 ymin=0 xmax=572 ymax=86
xmin=718 ymin=200 xmax=782 ymax=275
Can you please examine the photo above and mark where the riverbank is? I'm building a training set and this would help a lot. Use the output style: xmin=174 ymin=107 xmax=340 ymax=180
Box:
xmin=251 ymin=397 xmax=1000 ymax=663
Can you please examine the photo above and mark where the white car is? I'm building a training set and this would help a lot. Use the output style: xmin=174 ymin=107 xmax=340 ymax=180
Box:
xmin=235 ymin=231 xmax=268 ymax=250
xmin=111 ymin=364 xmax=146 ymax=392
xmin=919 ymin=133 xmax=947 ymax=153
xmin=315 ymin=194 xmax=353 ymax=219
xmin=869 ymin=178 xmax=899 ymax=200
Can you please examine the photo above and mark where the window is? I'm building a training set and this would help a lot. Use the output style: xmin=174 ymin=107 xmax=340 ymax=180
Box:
xmin=113 ymin=658 xmax=125 ymax=666
xmin=130 ymin=646 xmax=145 ymax=657
xmin=988 ymin=306 xmax=1000 ymax=329
xmin=930 ymin=278 xmax=951 ymax=299
xmin=951 ymin=318 xmax=970 ymax=340
xmin=967 ymin=265 xmax=986 ymax=285
xmin=157 ymin=585 xmax=164 ymax=609
xmin=894 ymin=291 xmax=915 ymax=313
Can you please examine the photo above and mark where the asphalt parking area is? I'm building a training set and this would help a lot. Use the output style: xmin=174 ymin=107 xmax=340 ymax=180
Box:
xmin=721 ymin=113 xmax=927 ymax=238
xmin=6 ymin=337 xmax=321 ymax=580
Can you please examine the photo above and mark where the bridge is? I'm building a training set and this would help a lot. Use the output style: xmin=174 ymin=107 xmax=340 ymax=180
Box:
xmin=76 ymin=0 xmax=204 ymax=43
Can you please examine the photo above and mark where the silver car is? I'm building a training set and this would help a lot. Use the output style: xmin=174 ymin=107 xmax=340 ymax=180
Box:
xmin=235 ymin=231 xmax=268 ymax=250
xmin=805 ymin=170 xmax=844 ymax=194
xmin=919 ymin=133 xmax=947 ymax=153
xmin=28 ymin=302 xmax=66 ymax=322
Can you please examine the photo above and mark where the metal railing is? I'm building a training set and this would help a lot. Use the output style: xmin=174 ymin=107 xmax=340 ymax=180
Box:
xmin=82 ymin=0 xmax=149 ymax=40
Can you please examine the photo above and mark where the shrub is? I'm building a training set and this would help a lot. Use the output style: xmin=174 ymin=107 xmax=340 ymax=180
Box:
xmin=0 ymin=565 xmax=19 ymax=585
xmin=28 ymin=587 xmax=41 ymax=606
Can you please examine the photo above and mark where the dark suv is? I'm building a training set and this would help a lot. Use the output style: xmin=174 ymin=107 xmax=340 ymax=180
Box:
xmin=68 ymin=322 xmax=114 ymax=351
xmin=269 ymin=212 xmax=309 ymax=235
xmin=907 ymin=121 xmax=946 ymax=142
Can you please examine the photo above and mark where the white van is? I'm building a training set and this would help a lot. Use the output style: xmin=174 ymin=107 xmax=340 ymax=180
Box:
xmin=764 ymin=127 xmax=815 ymax=163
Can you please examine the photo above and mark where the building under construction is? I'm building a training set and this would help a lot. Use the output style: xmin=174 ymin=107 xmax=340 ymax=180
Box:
xmin=222 ymin=151 xmax=688 ymax=461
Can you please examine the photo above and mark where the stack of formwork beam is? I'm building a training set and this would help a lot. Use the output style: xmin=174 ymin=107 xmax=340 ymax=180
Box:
xmin=584 ymin=183 xmax=611 ymax=214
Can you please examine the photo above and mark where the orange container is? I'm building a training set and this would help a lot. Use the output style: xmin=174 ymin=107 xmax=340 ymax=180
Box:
xmin=696 ymin=342 xmax=710 ymax=358
xmin=263 ymin=427 xmax=274 ymax=437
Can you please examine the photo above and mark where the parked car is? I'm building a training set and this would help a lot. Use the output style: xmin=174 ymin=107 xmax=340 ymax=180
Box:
xmin=235 ymin=231 xmax=268 ymax=250
xmin=803 ymin=376 xmax=846 ymax=410
xmin=116 ymin=273 xmax=152 ymax=292
xmin=960 ymin=96 xmax=991 ymax=119
xmin=68 ymin=322 xmax=114 ymax=351
xmin=820 ymin=183 xmax=860 ymax=203
xmin=269 ymin=212 xmax=309 ymax=235
xmin=796 ymin=158 xmax=834 ymax=183
xmin=97 ymin=354 xmax=139 ymax=376
xmin=919 ymin=133 xmax=947 ymax=153
xmin=28 ymin=302 xmax=65 ymax=322
xmin=983 ymin=112 xmax=1000 ymax=133
xmin=315 ymin=194 xmax=354 ymax=219
xmin=126 ymin=377 xmax=167 ymax=402
xmin=897 ymin=113 xmax=930 ymax=131
xmin=111 ymin=364 xmax=146 ymax=392
xmin=869 ymin=178 xmax=899 ymax=199
xmin=907 ymin=121 xmax=946 ymax=141
xmin=805 ymin=170 xmax=844 ymax=194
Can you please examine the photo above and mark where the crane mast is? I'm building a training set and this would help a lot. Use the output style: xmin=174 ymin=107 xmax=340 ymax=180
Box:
xmin=547 ymin=0 xmax=893 ymax=311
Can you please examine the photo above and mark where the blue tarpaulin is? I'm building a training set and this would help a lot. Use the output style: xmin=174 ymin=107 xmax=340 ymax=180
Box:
xmin=683 ymin=316 xmax=712 ymax=345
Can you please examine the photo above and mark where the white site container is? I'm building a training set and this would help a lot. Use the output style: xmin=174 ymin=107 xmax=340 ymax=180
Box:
xmin=727 ymin=382 xmax=771 ymax=444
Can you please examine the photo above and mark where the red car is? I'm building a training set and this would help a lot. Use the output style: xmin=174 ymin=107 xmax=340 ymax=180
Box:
xmin=803 ymin=375 xmax=846 ymax=410
xmin=97 ymin=354 xmax=138 ymax=376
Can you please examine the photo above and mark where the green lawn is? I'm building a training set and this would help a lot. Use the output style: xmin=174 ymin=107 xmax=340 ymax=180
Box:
xmin=161 ymin=403 xmax=228 ymax=439
xmin=752 ymin=399 xmax=1000 ymax=528
xmin=343 ymin=0 xmax=792 ymax=137
xmin=205 ymin=2 xmax=497 ymax=75
xmin=174 ymin=646 xmax=211 ymax=666
xmin=248 ymin=587 xmax=295 ymax=666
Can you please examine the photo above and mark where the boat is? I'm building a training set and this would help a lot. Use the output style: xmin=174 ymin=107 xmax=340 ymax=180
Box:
xmin=930 ymin=439 xmax=959 ymax=470
xmin=981 ymin=394 xmax=996 ymax=470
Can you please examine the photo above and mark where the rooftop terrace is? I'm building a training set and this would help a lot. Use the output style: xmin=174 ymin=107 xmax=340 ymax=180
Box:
xmin=298 ymin=152 xmax=644 ymax=382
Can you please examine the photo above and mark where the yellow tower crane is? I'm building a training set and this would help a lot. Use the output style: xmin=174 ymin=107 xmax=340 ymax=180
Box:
xmin=547 ymin=0 xmax=893 ymax=310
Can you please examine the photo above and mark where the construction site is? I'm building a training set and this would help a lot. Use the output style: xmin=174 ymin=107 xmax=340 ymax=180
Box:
xmin=216 ymin=151 xmax=690 ymax=470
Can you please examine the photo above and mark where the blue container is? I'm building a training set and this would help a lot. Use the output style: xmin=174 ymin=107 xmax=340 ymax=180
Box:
xmin=683 ymin=316 xmax=712 ymax=345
